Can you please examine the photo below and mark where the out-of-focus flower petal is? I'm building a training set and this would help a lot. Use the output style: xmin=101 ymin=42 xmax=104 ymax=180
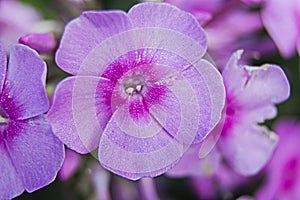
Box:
xmin=167 ymin=145 xmax=221 ymax=177
xmin=256 ymin=119 xmax=300 ymax=200
xmin=262 ymin=0 xmax=298 ymax=57
xmin=0 ymin=0 xmax=41 ymax=50
xmin=59 ymin=149 xmax=81 ymax=180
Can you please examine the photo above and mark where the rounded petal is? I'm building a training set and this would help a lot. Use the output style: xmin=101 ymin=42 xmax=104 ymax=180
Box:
xmin=6 ymin=116 xmax=64 ymax=192
xmin=128 ymin=2 xmax=207 ymax=52
xmin=1 ymin=44 xmax=49 ymax=120
xmin=0 ymin=138 xmax=24 ymax=199
xmin=219 ymin=124 xmax=278 ymax=175
xmin=56 ymin=10 xmax=132 ymax=75
xmin=237 ymin=64 xmax=290 ymax=107
xmin=47 ymin=76 xmax=113 ymax=154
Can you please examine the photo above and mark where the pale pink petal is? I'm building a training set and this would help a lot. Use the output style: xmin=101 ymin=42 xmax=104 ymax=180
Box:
xmin=219 ymin=124 xmax=278 ymax=175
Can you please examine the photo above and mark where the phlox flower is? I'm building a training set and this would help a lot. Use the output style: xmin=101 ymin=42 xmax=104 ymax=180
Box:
xmin=47 ymin=2 xmax=225 ymax=180
xmin=167 ymin=50 xmax=290 ymax=177
xmin=262 ymin=0 xmax=300 ymax=58
xmin=0 ymin=44 xmax=64 ymax=199
xmin=256 ymin=119 xmax=300 ymax=200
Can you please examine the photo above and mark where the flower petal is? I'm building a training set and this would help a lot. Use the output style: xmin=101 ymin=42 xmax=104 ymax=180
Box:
xmin=167 ymin=145 xmax=221 ymax=177
xmin=47 ymin=76 xmax=113 ymax=153
xmin=0 ymin=136 xmax=24 ymax=199
xmin=186 ymin=59 xmax=225 ymax=143
xmin=262 ymin=0 xmax=298 ymax=57
xmin=6 ymin=116 xmax=64 ymax=192
xmin=56 ymin=10 xmax=132 ymax=75
xmin=1 ymin=44 xmax=48 ymax=120
xmin=219 ymin=124 xmax=278 ymax=175
xmin=236 ymin=64 xmax=290 ymax=108
xmin=128 ymin=2 xmax=207 ymax=52
xmin=0 ymin=44 xmax=6 ymax=94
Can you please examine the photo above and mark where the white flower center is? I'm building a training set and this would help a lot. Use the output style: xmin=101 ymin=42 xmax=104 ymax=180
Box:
xmin=124 ymin=76 xmax=145 ymax=95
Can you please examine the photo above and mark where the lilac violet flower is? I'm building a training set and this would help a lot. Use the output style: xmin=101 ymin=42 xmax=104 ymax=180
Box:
xmin=0 ymin=44 xmax=64 ymax=199
xmin=47 ymin=2 xmax=226 ymax=180
xmin=167 ymin=50 xmax=290 ymax=177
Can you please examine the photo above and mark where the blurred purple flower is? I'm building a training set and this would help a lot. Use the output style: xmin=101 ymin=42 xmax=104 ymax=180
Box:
xmin=0 ymin=0 xmax=41 ymax=50
xmin=262 ymin=0 xmax=300 ymax=58
xmin=167 ymin=50 xmax=290 ymax=177
xmin=191 ymin=163 xmax=250 ymax=199
xmin=164 ymin=0 xmax=276 ymax=68
xmin=19 ymin=33 xmax=57 ymax=54
xmin=256 ymin=119 xmax=300 ymax=200
xmin=47 ymin=2 xmax=225 ymax=180
xmin=0 ymin=44 xmax=64 ymax=199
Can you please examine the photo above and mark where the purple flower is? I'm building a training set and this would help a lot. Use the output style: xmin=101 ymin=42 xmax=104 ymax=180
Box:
xmin=167 ymin=50 xmax=290 ymax=177
xmin=0 ymin=44 xmax=64 ymax=199
xmin=47 ymin=2 xmax=225 ymax=180
xmin=262 ymin=0 xmax=300 ymax=58
xmin=256 ymin=119 xmax=300 ymax=200
xmin=219 ymin=50 xmax=289 ymax=175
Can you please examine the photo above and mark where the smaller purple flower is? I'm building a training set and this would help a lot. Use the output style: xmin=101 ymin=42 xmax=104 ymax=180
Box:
xmin=256 ymin=119 xmax=300 ymax=200
xmin=167 ymin=50 xmax=290 ymax=177
xmin=0 ymin=44 xmax=64 ymax=199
